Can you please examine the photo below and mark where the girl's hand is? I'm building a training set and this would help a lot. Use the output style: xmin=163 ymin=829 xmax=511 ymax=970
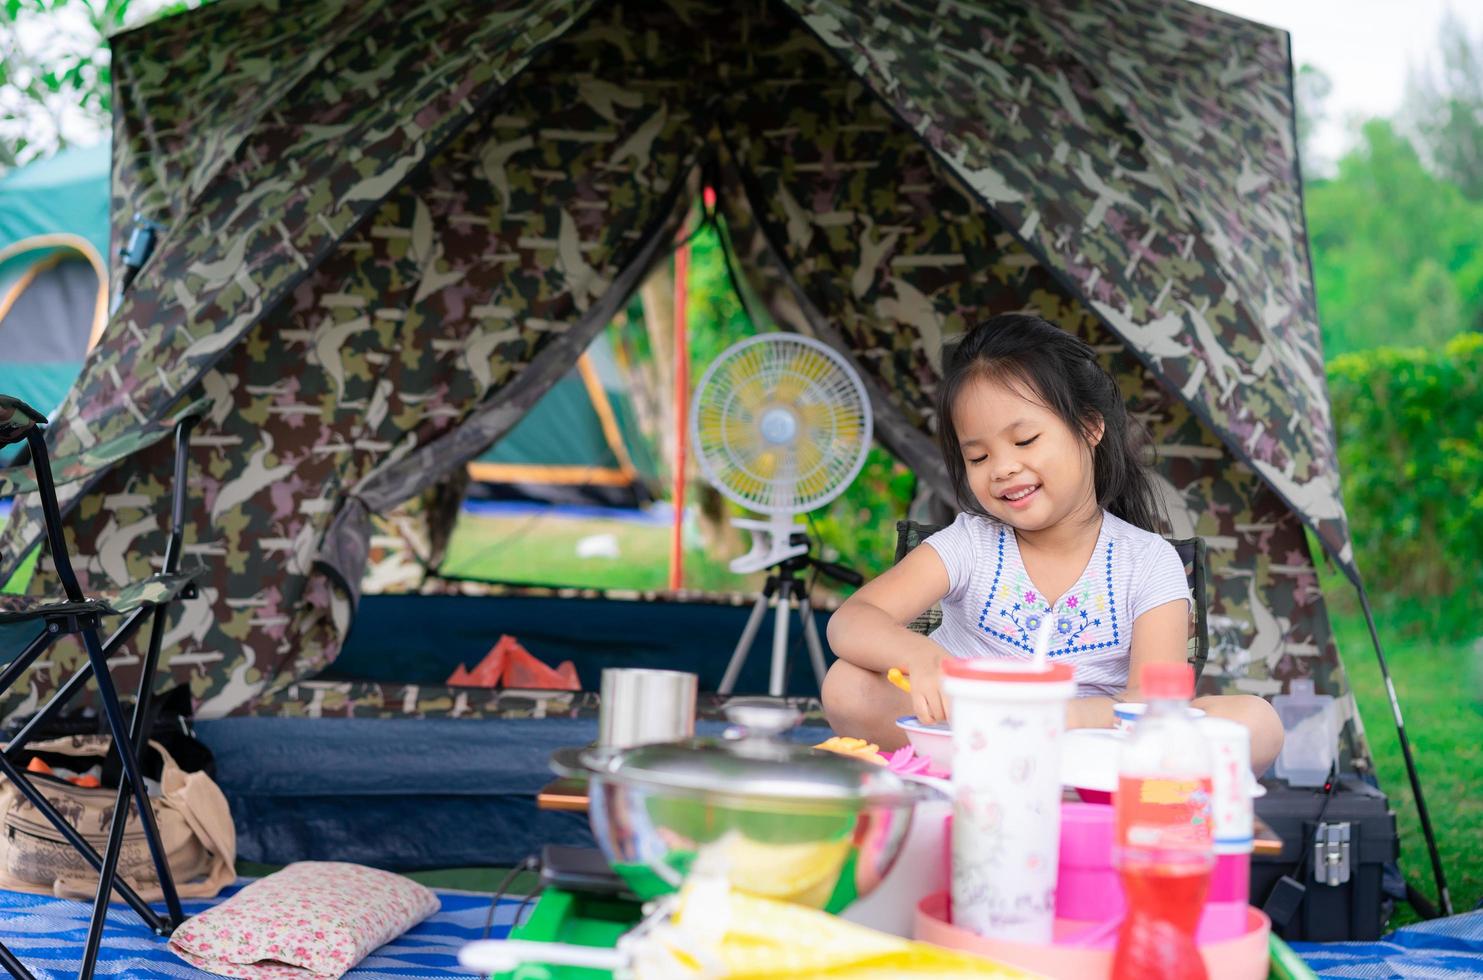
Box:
xmin=906 ymin=647 xmax=950 ymax=725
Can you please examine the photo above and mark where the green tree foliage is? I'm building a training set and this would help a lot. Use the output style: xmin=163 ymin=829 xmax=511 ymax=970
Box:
xmin=1294 ymin=63 xmax=1334 ymax=177
xmin=1305 ymin=120 xmax=1483 ymax=356
xmin=676 ymin=215 xmax=915 ymax=583
xmin=1328 ymin=333 xmax=1483 ymax=640
xmin=1404 ymin=11 xmax=1483 ymax=200
xmin=0 ymin=0 xmax=202 ymax=172
xmin=694 ymin=220 xmax=915 ymax=581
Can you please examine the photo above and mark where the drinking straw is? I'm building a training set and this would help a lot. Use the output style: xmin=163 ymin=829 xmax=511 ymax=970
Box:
xmin=1031 ymin=614 xmax=1054 ymax=670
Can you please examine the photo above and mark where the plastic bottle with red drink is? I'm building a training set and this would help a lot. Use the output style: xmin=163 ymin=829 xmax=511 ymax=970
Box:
xmin=1111 ymin=661 xmax=1214 ymax=980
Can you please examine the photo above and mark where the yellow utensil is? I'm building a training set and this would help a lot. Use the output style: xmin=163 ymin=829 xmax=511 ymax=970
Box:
xmin=887 ymin=667 xmax=911 ymax=693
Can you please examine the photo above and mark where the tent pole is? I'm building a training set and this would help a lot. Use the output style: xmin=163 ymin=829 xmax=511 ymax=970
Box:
xmin=1357 ymin=585 xmax=1453 ymax=916
xmin=669 ymin=234 xmax=690 ymax=591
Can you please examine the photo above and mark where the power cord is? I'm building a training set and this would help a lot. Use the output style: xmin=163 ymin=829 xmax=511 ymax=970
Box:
xmin=482 ymin=854 xmax=540 ymax=940
xmin=1261 ymin=760 xmax=1340 ymax=932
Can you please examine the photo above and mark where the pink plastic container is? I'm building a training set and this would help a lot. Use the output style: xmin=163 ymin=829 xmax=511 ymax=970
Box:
xmin=916 ymin=892 xmax=1271 ymax=980
xmin=1057 ymin=802 xmax=1124 ymax=922
xmin=1055 ymin=802 xmax=1251 ymax=942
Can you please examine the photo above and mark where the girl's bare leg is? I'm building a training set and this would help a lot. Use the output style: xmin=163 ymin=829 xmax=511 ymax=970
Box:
xmin=822 ymin=659 xmax=914 ymax=750
xmin=1193 ymin=693 xmax=1285 ymax=775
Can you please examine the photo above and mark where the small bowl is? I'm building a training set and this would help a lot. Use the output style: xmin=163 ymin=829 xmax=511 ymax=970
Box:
xmin=895 ymin=716 xmax=952 ymax=773
xmin=1061 ymin=727 xmax=1125 ymax=801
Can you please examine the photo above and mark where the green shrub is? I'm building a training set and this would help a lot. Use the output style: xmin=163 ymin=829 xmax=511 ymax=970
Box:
xmin=1327 ymin=333 xmax=1483 ymax=638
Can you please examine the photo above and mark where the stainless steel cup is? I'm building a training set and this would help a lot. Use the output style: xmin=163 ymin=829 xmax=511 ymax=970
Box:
xmin=598 ymin=668 xmax=698 ymax=748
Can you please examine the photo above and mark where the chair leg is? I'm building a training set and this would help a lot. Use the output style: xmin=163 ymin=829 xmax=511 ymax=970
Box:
xmin=76 ymin=626 xmax=183 ymax=920
xmin=0 ymin=753 xmax=168 ymax=930
xmin=0 ymin=941 xmax=37 ymax=980
xmin=3 ymin=608 xmax=149 ymax=758
xmin=78 ymin=601 xmax=179 ymax=980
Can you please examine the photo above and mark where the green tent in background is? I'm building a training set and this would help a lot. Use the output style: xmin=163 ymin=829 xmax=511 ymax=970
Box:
xmin=0 ymin=145 xmax=111 ymax=433
xmin=467 ymin=329 xmax=659 ymax=508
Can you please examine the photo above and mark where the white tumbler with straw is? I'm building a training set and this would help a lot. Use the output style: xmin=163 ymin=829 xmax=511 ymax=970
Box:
xmin=942 ymin=656 xmax=1076 ymax=943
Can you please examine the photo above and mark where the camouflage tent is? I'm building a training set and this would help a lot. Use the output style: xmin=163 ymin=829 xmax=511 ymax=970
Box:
xmin=0 ymin=0 xmax=1368 ymax=760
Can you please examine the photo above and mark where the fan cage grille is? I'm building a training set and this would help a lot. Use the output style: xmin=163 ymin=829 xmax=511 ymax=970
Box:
xmin=690 ymin=334 xmax=872 ymax=515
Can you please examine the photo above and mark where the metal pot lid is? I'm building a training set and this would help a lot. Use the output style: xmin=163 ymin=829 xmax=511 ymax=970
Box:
xmin=575 ymin=700 xmax=929 ymax=806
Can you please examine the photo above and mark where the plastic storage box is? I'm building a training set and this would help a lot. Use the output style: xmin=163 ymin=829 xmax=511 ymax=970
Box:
xmin=1271 ymin=679 xmax=1338 ymax=787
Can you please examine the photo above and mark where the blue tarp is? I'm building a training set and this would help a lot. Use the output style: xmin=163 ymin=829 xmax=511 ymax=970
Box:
xmin=1292 ymin=910 xmax=1483 ymax=978
xmin=0 ymin=877 xmax=521 ymax=978
xmin=196 ymin=716 xmax=835 ymax=870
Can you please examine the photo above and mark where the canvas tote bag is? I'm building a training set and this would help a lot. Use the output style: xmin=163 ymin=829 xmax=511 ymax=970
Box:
xmin=0 ymin=734 xmax=235 ymax=900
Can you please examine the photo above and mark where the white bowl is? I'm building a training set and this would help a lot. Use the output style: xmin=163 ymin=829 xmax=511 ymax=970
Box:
xmin=1060 ymin=727 xmax=1126 ymax=794
xmin=894 ymin=716 xmax=952 ymax=772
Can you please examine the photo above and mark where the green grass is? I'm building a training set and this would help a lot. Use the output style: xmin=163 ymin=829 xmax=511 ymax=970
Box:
xmin=1322 ymin=576 xmax=1482 ymax=921
xmin=0 ymin=543 xmax=37 ymax=594
xmin=441 ymin=511 xmax=763 ymax=594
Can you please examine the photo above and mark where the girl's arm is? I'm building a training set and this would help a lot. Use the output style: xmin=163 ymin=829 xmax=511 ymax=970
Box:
xmin=1067 ymin=598 xmax=1189 ymax=728
xmin=826 ymin=544 xmax=956 ymax=723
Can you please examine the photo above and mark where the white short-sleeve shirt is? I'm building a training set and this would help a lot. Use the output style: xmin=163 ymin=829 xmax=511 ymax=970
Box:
xmin=923 ymin=511 xmax=1191 ymax=698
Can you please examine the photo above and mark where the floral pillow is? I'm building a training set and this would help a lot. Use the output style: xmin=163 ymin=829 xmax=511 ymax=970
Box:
xmin=169 ymin=862 xmax=440 ymax=979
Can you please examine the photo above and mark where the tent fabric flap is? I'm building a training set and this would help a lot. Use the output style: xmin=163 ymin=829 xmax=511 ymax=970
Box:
xmin=0 ymin=0 xmax=603 ymax=582
xmin=779 ymin=0 xmax=1355 ymax=578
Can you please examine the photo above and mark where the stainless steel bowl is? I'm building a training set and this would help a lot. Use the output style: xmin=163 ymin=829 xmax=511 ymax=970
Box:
xmin=552 ymin=700 xmax=943 ymax=913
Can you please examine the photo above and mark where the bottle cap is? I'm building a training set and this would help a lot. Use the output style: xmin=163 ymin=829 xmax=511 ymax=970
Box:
xmin=1141 ymin=661 xmax=1194 ymax=700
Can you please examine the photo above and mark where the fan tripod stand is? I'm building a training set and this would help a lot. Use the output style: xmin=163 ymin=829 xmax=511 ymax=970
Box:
xmin=718 ymin=548 xmax=862 ymax=697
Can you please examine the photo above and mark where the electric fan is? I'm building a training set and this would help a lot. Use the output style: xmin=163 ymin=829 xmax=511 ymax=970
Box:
xmin=690 ymin=333 xmax=872 ymax=695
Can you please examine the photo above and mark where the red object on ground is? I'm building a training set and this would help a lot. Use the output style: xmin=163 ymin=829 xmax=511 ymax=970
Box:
xmin=465 ymin=644 xmax=507 ymax=687
xmin=498 ymin=635 xmax=581 ymax=691
xmin=446 ymin=635 xmax=581 ymax=690
xmin=25 ymin=757 xmax=52 ymax=776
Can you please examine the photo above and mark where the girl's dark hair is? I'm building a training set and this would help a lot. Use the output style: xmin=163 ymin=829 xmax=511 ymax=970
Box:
xmin=935 ymin=313 xmax=1166 ymax=533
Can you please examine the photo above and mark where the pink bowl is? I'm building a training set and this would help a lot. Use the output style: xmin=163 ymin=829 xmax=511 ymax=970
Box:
xmin=915 ymin=893 xmax=1270 ymax=980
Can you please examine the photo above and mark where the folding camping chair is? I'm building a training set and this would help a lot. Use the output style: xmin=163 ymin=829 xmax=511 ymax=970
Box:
xmin=0 ymin=395 xmax=205 ymax=980
xmin=892 ymin=520 xmax=1210 ymax=680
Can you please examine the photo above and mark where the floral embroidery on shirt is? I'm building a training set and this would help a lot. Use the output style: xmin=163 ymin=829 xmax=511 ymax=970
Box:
xmin=977 ymin=526 xmax=1120 ymax=656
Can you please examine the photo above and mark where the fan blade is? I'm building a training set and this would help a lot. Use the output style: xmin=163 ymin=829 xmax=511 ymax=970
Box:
xmin=722 ymin=415 xmax=762 ymax=459
xmin=770 ymin=348 xmax=820 ymax=405
xmin=793 ymin=437 xmax=823 ymax=479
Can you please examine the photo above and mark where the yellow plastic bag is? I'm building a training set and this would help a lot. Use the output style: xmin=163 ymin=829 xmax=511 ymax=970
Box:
xmin=634 ymin=877 xmax=1031 ymax=979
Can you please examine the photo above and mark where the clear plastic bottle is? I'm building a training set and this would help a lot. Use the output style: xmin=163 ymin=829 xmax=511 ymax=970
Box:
xmin=1111 ymin=662 xmax=1214 ymax=980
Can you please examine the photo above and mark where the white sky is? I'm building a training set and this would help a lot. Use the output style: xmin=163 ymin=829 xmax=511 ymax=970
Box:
xmin=1201 ymin=0 xmax=1483 ymax=169
xmin=4 ymin=1 xmax=1480 ymax=174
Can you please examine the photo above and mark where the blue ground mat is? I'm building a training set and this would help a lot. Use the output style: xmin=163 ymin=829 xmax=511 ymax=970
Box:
xmin=0 ymin=880 xmax=520 ymax=978
xmin=197 ymin=716 xmax=835 ymax=869
xmin=1292 ymin=910 xmax=1483 ymax=978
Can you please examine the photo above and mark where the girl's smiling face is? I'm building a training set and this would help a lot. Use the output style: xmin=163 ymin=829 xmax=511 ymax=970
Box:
xmin=950 ymin=372 xmax=1103 ymax=533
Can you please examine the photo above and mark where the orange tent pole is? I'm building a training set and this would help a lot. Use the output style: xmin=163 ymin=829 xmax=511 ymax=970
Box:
xmin=669 ymin=237 xmax=690 ymax=591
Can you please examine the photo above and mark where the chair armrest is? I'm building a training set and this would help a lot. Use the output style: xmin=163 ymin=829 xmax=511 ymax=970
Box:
xmin=0 ymin=396 xmax=212 ymax=498
xmin=0 ymin=396 xmax=46 ymax=448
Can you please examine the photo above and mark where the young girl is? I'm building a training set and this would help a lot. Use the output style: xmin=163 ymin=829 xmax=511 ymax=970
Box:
xmin=825 ymin=313 xmax=1284 ymax=772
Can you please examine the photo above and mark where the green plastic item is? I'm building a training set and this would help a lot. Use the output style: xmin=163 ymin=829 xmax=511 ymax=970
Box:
xmin=1268 ymin=932 xmax=1319 ymax=980
xmin=490 ymin=888 xmax=645 ymax=980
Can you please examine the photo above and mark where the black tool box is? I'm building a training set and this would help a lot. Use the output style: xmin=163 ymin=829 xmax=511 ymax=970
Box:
xmin=1252 ymin=775 xmax=1399 ymax=941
